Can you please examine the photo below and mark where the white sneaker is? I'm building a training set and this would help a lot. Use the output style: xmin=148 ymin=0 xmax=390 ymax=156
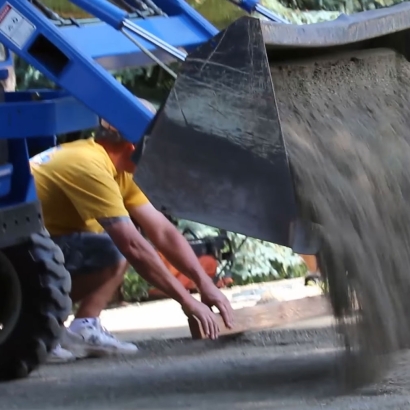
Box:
xmin=62 ymin=318 xmax=138 ymax=358
xmin=47 ymin=344 xmax=76 ymax=364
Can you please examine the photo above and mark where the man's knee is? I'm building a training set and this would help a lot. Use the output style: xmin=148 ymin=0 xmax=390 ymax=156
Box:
xmin=103 ymin=258 xmax=129 ymax=280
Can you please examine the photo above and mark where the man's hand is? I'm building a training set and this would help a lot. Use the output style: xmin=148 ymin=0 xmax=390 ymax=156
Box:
xmin=181 ymin=298 xmax=221 ymax=340
xmin=199 ymin=283 xmax=234 ymax=330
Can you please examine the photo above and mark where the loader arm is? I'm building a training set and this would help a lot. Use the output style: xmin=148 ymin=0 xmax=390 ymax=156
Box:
xmin=53 ymin=0 xmax=218 ymax=70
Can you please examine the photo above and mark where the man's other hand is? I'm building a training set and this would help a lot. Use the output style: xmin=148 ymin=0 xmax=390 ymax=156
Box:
xmin=181 ymin=298 xmax=221 ymax=340
xmin=199 ymin=284 xmax=234 ymax=330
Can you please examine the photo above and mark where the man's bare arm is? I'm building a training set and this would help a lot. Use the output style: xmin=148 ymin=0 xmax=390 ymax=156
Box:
xmin=129 ymin=206 xmax=214 ymax=289
xmin=129 ymin=205 xmax=234 ymax=329
xmin=98 ymin=216 xmax=222 ymax=339
xmin=98 ymin=216 xmax=194 ymax=304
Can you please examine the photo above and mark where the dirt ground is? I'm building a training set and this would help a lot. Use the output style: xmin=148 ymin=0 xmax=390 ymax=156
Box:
xmin=94 ymin=279 xmax=324 ymax=341
xmin=1 ymin=282 xmax=408 ymax=410
xmin=0 ymin=279 xmax=410 ymax=410
xmin=2 ymin=322 xmax=410 ymax=409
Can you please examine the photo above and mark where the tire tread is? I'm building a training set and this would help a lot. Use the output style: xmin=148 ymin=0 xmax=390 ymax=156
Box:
xmin=0 ymin=232 xmax=71 ymax=381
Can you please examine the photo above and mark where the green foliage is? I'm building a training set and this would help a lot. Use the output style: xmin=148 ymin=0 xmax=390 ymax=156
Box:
xmin=39 ymin=0 xmax=403 ymax=31
xmin=15 ymin=58 xmax=56 ymax=91
xmin=122 ymin=268 xmax=150 ymax=302
xmin=113 ymin=65 xmax=176 ymax=104
xmin=14 ymin=60 xmax=173 ymax=147
xmin=15 ymin=57 xmax=174 ymax=105
xmin=175 ymin=220 xmax=308 ymax=285
xmin=228 ymin=233 xmax=306 ymax=280
xmin=189 ymin=0 xmax=246 ymax=29
xmin=42 ymin=0 xmax=90 ymax=17
xmin=42 ymin=0 xmax=245 ymax=29
xmin=119 ymin=219 xmax=309 ymax=302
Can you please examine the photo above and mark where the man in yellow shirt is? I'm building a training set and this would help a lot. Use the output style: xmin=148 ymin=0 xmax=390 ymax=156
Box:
xmin=30 ymin=100 xmax=234 ymax=363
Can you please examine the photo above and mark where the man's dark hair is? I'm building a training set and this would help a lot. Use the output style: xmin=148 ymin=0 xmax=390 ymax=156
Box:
xmin=94 ymin=119 xmax=126 ymax=144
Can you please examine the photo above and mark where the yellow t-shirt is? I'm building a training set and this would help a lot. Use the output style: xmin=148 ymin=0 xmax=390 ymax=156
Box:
xmin=30 ymin=138 xmax=149 ymax=235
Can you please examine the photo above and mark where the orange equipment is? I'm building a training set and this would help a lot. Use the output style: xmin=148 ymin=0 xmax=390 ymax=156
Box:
xmin=148 ymin=223 xmax=235 ymax=299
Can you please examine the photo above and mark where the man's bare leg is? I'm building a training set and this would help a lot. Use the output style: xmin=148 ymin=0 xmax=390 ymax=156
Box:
xmin=300 ymin=254 xmax=318 ymax=273
xmin=71 ymin=259 xmax=129 ymax=318
xmin=299 ymin=254 xmax=322 ymax=285
xmin=49 ymin=233 xmax=138 ymax=361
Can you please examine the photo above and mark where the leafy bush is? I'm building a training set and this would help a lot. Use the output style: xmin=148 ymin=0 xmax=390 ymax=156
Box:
xmin=122 ymin=268 xmax=151 ymax=302
xmin=228 ymin=235 xmax=307 ymax=284
xmin=15 ymin=58 xmax=56 ymax=91
xmin=175 ymin=220 xmax=307 ymax=284
xmin=117 ymin=218 xmax=308 ymax=303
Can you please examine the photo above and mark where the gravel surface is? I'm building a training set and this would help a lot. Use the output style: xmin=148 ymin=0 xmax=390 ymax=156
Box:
xmin=2 ymin=325 xmax=410 ymax=410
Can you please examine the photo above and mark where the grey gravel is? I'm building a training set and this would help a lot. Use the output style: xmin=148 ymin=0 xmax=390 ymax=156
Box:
xmin=2 ymin=326 xmax=410 ymax=410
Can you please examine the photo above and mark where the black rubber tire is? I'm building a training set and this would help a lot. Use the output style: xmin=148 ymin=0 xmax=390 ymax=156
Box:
xmin=0 ymin=230 xmax=71 ymax=381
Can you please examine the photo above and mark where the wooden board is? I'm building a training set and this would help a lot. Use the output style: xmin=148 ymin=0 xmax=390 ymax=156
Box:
xmin=188 ymin=295 xmax=331 ymax=339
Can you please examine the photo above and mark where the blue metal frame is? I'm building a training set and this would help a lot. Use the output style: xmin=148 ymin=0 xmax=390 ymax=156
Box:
xmin=2 ymin=90 xmax=98 ymax=138
xmin=0 ymin=0 xmax=219 ymax=208
xmin=0 ymin=90 xmax=98 ymax=204
xmin=0 ymin=0 xmax=161 ymax=142
xmin=59 ymin=15 xmax=216 ymax=70
xmin=1 ymin=0 xmax=157 ymax=141
xmin=53 ymin=0 xmax=217 ymax=70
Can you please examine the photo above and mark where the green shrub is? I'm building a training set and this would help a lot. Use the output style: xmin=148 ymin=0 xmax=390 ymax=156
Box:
xmin=174 ymin=220 xmax=308 ymax=284
xmin=122 ymin=268 xmax=151 ymax=302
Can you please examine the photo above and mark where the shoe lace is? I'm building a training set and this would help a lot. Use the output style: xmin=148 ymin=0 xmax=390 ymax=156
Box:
xmin=94 ymin=320 xmax=116 ymax=341
xmin=53 ymin=344 xmax=63 ymax=353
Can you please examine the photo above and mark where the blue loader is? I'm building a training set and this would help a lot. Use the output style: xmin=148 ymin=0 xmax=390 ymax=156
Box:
xmin=0 ymin=0 xmax=410 ymax=382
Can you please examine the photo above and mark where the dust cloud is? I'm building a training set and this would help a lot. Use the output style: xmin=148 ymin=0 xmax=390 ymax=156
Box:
xmin=272 ymin=48 xmax=410 ymax=387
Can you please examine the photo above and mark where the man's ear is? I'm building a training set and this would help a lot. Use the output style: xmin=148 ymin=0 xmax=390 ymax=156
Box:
xmin=125 ymin=142 xmax=136 ymax=153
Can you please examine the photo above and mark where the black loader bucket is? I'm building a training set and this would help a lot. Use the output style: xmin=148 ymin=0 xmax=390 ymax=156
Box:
xmin=136 ymin=2 xmax=410 ymax=255
xmin=136 ymin=15 xmax=312 ymax=252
